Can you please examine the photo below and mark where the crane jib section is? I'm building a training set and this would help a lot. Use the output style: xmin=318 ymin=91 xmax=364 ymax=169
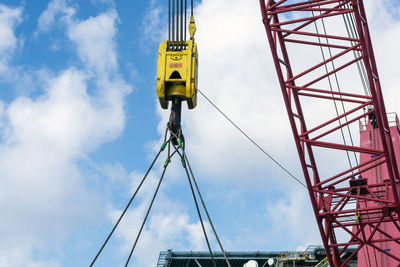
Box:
xmin=259 ymin=0 xmax=400 ymax=266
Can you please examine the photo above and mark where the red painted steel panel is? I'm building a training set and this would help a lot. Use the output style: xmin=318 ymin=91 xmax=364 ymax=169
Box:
xmin=357 ymin=116 xmax=400 ymax=266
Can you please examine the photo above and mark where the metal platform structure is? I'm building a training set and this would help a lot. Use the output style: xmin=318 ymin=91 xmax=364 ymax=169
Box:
xmin=157 ymin=246 xmax=357 ymax=266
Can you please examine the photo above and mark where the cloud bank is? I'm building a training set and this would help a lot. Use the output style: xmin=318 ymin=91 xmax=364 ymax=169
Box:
xmin=0 ymin=1 xmax=130 ymax=266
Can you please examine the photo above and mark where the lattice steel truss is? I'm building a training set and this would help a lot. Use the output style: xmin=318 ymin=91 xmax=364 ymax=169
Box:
xmin=259 ymin=0 xmax=400 ymax=266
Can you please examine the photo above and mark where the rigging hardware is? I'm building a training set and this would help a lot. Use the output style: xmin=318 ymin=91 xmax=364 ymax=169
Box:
xmin=90 ymin=125 xmax=231 ymax=266
xmin=157 ymin=0 xmax=198 ymax=145
xmin=157 ymin=0 xmax=198 ymax=111
xmin=90 ymin=2 xmax=231 ymax=265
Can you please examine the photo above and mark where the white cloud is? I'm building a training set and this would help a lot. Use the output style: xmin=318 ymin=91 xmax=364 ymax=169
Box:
xmin=0 ymin=4 xmax=22 ymax=73
xmin=68 ymin=10 xmax=120 ymax=75
xmin=0 ymin=4 xmax=22 ymax=54
xmin=0 ymin=1 xmax=132 ymax=266
xmin=37 ymin=0 xmax=122 ymax=78
xmin=36 ymin=0 xmax=75 ymax=34
xmin=6 ymin=68 xmax=126 ymax=156
xmin=0 ymin=4 xmax=35 ymax=95
xmin=266 ymin=189 xmax=320 ymax=249
xmin=142 ymin=7 xmax=164 ymax=44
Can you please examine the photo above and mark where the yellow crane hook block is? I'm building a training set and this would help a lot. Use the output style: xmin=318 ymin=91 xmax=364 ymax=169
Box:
xmin=156 ymin=39 xmax=198 ymax=109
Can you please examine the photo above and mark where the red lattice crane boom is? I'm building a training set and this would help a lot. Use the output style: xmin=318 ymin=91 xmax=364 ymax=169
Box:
xmin=259 ymin=0 xmax=400 ymax=266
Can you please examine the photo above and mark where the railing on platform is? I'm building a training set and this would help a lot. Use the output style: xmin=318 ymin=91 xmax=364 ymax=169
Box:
xmin=387 ymin=112 xmax=400 ymax=131
xmin=359 ymin=112 xmax=399 ymax=132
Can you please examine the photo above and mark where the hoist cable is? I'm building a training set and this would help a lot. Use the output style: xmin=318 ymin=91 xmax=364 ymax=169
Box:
xmin=196 ymin=91 xmax=337 ymax=241
xmin=310 ymin=8 xmax=356 ymax=172
xmin=343 ymin=20 xmax=369 ymax=96
xmin=328 ymin=7 xmax=378 ymax=265
xmin=168 ymin=0 xmax=171 ymax=42
xmin=342 ymin=3 xmax=370 ymax=96
xmin=311 ymin=7 xmax=371 ymax=265
xmin=176 ymin=0 xmax=179 ymax=50
xmin=168 ymin=0 xmax=192 ymax=49
xmin=194 ymin=89 xmax=343 ymax=266
xmin=184 ymin=167 xmax=217 ymax=267
xmin=183 ymin=151 xmax=232 ymax=267
xmin=125 ymin=143 xmax=178 ymax=266
xmin=318 ymin=9 xmax=360 ymax=167
xmin=89 ymin=137 xmax=170 ymax=266
xmin=197 ymin=89 xmax=308 ymax=189
xmin=177 ymin=145 xmax=217 ymax=267
xmin=342 ymin=5 xmax=378 ymax=264
xmin=315 ymin=5 xmax=377 ymax=266
xmin=185 ymin=0 xmax=187 ymax=40
xmin=169 ymin=0 xmax=190 ymax=50
xmin=172 ymin=0 xmax=175 ymax=47
xmin=181 ymin=0 xmax=183 ymax=47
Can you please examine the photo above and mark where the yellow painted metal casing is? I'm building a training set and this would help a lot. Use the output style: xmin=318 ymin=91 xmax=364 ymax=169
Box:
xmin=156 ymin=40 xmax=198 ymax=109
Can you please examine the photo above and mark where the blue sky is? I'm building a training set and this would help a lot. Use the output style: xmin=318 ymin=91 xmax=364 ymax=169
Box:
xmin=0 ymin=0 xmax=399 ymax=266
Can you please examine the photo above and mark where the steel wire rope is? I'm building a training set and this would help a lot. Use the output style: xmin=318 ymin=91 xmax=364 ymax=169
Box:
xmin=342 ymin=3 xmax=371 ymax=97
xmin=195 ymin=54 xmax=340 ymax=267
xmin=341 ymin=5 xmax=376 ymax=266
xmin=311 ymin=5 xmax=376 ymax=265
xmin=341 ymin=4 xmax=379 ymax=265
xmin=124 ymin=167 xmax=167 ymax=266
xmin=176 ymin=0 xmax=179 ymax=50
xmin=157 ymin=126 xmax=223 ymax=267
xmin=180 ymin=0 xmax=183 ymax=49
xmin=316 ymin=6 xmax=361 ymax=167
xmin=343 ymin=2 xmax=371 ymax=96
xmin=309 ymin=7 xmax=357 ymax=173
xmin=172 ymin=0 xmax=175 ymax=49
xmin=182 ymin=150 xmax=232 ymax=267
xmin=320 ymin=21 xmax=360 ymax=167
xmin=124 ymin=166 xmax=167 ymax=266
xmin=174 ymin=143 xmax=217 ymax=267
xmin=125 ymin=141 xmax=179 ymax=266
xmin=336 ymin=3 xmax=378 ymax=266
xmin=196 ymin=91 xmax=338 ymax=266
xmin=197 ymin=89 xmax=308 ymax=189
xmin=165 ymin=124 xmax=222 ymax=267
xmin=177 ymin=0 xmax=180 ymax=48
xmin=185 ymin=0 xmax=187 ymax=41
xmin=168 ymin=0 xmax=171 ymax=42
xmin=89 ymin=132 xmax=171 ymax=266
